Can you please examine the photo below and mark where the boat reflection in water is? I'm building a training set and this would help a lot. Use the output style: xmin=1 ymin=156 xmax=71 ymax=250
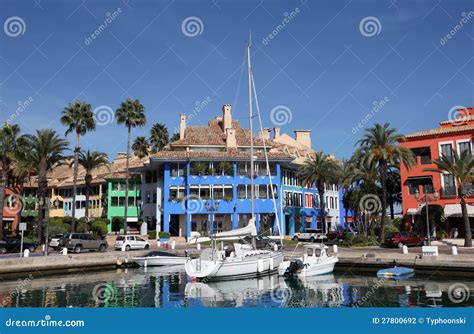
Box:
xmin=184 ymin=274 xmax=344 ymax=307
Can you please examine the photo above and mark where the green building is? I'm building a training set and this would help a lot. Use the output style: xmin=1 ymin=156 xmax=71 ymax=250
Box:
xmin=106 ymin=176 xmax=142 ymax=233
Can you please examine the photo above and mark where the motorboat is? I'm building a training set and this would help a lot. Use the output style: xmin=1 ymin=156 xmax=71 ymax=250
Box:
xmin=133 ymin=251 xmax=187 ymax=267
xmin=377 ymin=266 xmax=414 ymax=279
xmin=278 ymin=244 xmax=338 ymax=278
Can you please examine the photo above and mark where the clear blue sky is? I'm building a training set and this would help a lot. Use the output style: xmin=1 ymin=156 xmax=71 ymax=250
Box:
xmin=1 ymin=0 xmax=473 ymax=159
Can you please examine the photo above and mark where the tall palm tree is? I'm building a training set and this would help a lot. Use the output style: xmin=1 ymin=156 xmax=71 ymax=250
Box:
xmin=356 ymin=123 xmax=415 ymax=241
xmin=115 ymin=98 xmax=146 ymax=234
xmin=132 ymin=136 xmax=149 ymax=158
xmin=386 ymin=168 xmax=402 ymax=219
xmin=60 ymin=100 xmax=96 ymax=232
xmin=0 ymin=123 xmax=21 ymax=237
xmin=297 ymin=152 xmax=341 ymax=233
xmin=76 ymin=150 xmax=109 ymax=231
xmin=149 ymin=123 xmax=169 ymax=152
xmin=20 ymin=129 xmax=68 ymax=242
xmin=424 ymin=151 xmax=473 ymax=247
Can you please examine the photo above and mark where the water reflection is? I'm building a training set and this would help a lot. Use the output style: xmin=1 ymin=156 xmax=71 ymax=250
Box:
xmin=0 ymin=267 xmax=471 ymax=308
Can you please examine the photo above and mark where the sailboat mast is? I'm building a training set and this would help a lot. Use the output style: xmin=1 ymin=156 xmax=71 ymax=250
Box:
xmin=247 ymin=40 xmax=255 ymax=219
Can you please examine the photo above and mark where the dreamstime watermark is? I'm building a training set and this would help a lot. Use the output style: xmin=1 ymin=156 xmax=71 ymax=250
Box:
xmin=359 ymin=16 xmax=382 ymax=37
xmin=359 ymin=194 xmax=381 ymax=214
xmin=3 ymin=194 xmax=25 ymax=216
xmin=3 ymin=16 xmax=26 ymax=37
xmin=5 ymin=315 xmax=85 ymax=328
xmin=351 ymin=97 xmax=390 ymax=134
xmin=440 ymin=11 xmax=474 ymax=46
xmin=93 ymin=105 xmax=115 ymax=126
xmin=262 ymin=7 xmax=301 ymax=46
xmin=84 ymin=8 xmax=123 ymax=46
xmin=181 ymin=16 xmax=204 ymax=37
xmin=447 ymin=105 xmax=469 ymax=124
xmin=92 ymin=283 xmax=116 ymax=304
xmin=182 ymin=194 xmax=204 ymax=214
xmin=354 ymin=277 xmax=387 ymax=307
xmin=6 ymin=97 xmax=34 ymax=124
xmin=1 ymin=274 xmax=34 ymax=306
xmin=172 ymin=97 xmax=211 ymax=135
xmin=448 ymin=283 xmax=470 ymax=304
xmin=270 ymin=105 xmax=292 ymax=126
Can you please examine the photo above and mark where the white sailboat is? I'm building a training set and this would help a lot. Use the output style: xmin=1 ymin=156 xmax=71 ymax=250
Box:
xmin=185 ymin=38 xmax=284 ymax=281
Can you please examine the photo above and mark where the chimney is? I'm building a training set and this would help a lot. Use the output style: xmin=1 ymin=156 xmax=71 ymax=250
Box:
xmin=273 ymin=127 xmax=281 ymax=139
xmin=294 ymin=130 xmax=312 ymax=149
xmin=222 ymin=104 xmax=232 ymax=130
xmin=258 ymin=128 xmax=271 ymax=140
xmin=179 ymin=113 xmax=186 ymax=140
xmin=226 ymin=128 xmax=237 ymax=148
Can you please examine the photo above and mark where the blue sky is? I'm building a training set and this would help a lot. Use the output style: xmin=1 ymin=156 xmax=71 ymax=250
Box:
xmin=1 ymin=0 xmax=473 ymax=159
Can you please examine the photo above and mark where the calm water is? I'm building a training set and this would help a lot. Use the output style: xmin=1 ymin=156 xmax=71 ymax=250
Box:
xmin=1 ymin=267 xmax=472 ymax=308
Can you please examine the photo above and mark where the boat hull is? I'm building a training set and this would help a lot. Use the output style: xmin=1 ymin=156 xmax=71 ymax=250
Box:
xmin=134 ymin=256 xmax=187 ymax=267
xmin=186 ymin=252 xmax=283 ymax=281
xmin=278 ymin=257 xmax=338 ymax=277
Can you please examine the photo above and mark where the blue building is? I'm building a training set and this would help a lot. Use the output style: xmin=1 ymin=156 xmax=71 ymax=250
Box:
xmin=137 ymin=105 xmax=345 ymax=240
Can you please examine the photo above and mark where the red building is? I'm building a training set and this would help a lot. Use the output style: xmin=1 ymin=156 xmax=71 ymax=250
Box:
xmin=399 ymin=107 xmax=474 ymax=237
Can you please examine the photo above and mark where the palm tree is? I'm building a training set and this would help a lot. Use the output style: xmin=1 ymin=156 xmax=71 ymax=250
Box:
xmin=0 ymin=123 xmax=21 ymax=237
xmin=424 ymin=151 xmax=473 ymax=247
xmin=132 ymin=136 xmax=149 ymax=158
xmin=76 ymin=150 xmax=109 ymax=231
xmin=60 ymin=100 xmax=96 ymax=232
xmin=356 ymin=123 xmax=415 ymax=241
xmin=149 ymin=123 xmax=169 ymax=152
xmin=20 ymin=129 xmax=68 ymax=242
xmin=115 ymin=98 xmax=146 ymax=234
xmin=297 ymin=152 xmax=341 ymax=233
xmin=170 ymin=132 xmax=180 ymax=143
xmin=386 ymin=168 xmax=402 ymax=219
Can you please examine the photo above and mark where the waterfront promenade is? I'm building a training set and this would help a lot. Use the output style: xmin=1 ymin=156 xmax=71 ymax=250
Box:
xmin=0 ymin=242 xmax=472 ymax=280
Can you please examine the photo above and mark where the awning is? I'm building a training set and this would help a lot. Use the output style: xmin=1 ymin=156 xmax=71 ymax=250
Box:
xmin=444 ymin=204 xmax=474 ymax=217
xmin=407 ymin=207 xmax=421 ymax=215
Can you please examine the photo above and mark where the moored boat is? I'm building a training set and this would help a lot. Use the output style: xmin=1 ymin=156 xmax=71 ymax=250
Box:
xmin=278 ymin=244 xmax=338 ymax=278
xmin=134 ymin=251 xmax=187 ymax=267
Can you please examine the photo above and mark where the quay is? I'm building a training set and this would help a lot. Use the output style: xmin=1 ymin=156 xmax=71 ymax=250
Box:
xmin=0 ymin=243 xmax=472 ymax=280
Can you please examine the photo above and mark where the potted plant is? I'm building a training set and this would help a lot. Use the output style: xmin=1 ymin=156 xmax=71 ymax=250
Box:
xmin=191 ymin=162 xmax=206 ymax=176
xmin=219 ymin=161 xmax=233 ymax=176
xmin=159 ymin=231 xmax=171 ymax=242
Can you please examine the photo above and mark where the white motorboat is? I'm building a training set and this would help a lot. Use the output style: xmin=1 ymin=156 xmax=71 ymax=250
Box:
xmin=134 ymin=251 xmax=187 ymax=267
xmin=278 ymin=244 xmax=338 ymax=278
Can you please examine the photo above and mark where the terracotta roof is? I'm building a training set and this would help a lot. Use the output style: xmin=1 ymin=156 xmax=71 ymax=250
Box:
xmin=149 ymin=150 xmax=292 ymax=161
xmin=404 ymin=124 xmax=474 ymax=139
xmin=171 ymin=119 xmax=269 ymax=147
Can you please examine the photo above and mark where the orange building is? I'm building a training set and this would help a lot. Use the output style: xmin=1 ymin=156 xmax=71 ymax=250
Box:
xmin=399 ymin=107 xmax=474 ymax=237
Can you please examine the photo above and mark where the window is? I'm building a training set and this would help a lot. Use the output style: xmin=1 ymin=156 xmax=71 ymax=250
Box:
xmin=458 ymin=141 xmax=472 ymax=156
xmin=199 ymin=186 xmax=211 ymax=199
xmin=442 ymin=174 xmax=456 ymax=197
xmin=152 ymin=191 xmax=157 ymax=203
xmin=258 ymin=185 xmax=268 ymax=198
xmin=412 ymin=147 xmax=431 ymax=165
xmin=146 ymin=191 xmax=151 ymax=204
xmin=440 ymin=143 xmax=453 ymax=161
xmin=237 ymin=185 xmax=247 ymax=199
xmin=170 ymin=163 xmax=186 ymax=177
xmin=169 ymin=186 xmax=185 ymax=201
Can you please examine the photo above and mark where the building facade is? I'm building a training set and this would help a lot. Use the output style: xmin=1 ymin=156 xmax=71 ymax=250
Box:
xmin=399 ymin=107 xmax=474 ymax=236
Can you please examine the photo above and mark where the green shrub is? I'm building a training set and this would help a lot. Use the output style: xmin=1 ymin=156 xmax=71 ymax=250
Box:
xmin=437 ymin=230 xmax=448 ymax=240
xmin=159 ymin=232 xmax=170 ymax=239
xmin=112 ymin=217 xmax=123 ymax=232
xmin=91 ymin=220 xmax=108 ymax=236
xmin=148 ymin=231 xmax=157 ymax=240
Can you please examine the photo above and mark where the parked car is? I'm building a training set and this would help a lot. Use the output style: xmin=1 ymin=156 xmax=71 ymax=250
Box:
xmin=62 ymin=233 xmax=108 ymax=253
xmin=114 ymin=235 xmax=150 ymax=251
xmin=292 ymin=229 xmax=327 ymax=242
xmin=384 ymin=232 xmax=427 ymax=248
xmin=0 ymin=237 xmax=37 ymax=254
xmin=49 ymin=234 xmax=65 ymax=251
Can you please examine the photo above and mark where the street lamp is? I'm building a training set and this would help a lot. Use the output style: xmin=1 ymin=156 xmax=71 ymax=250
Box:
xmin=414 ymin=185 xmax=439 ymax=246
xmin=205 ymin=199 xmax=220 ymax=235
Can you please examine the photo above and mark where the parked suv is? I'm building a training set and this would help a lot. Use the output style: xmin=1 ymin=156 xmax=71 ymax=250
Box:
xmin=62 ymin=233 xmax=108 ymax=253
xmin=114 ymin=235 xmax=150 ymax=251
xmin=292 ymin=229 xmax=327 ymax=242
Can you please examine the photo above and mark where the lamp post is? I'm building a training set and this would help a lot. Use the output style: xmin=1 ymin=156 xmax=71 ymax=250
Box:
xmin=205 ymin=199 xmax=220 ymax=236
xmin=414 ymin=185 xmax=439 ymax=246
